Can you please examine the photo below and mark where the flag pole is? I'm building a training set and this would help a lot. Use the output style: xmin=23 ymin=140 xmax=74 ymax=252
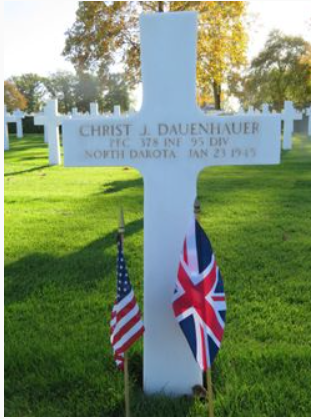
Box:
xmin=194 ymin=198 xmax=214 ymax=417
xmin=207 ymin=368 xmax=214 ymax=417
xmin=124 ymin=352 xmax=130 ymax=417
xmin=119 ymin=208 xmax=130 ymax=417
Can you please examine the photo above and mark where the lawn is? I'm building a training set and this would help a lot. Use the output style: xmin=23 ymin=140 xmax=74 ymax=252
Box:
xmin=4 ymin=133 xmax=311 ymax=416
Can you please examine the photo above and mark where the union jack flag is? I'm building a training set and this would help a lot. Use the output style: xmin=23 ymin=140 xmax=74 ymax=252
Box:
xmin=110 ymin=234 xmax=144 ymax=369
xmin=172 ymin=217 xmax=226 ymax=371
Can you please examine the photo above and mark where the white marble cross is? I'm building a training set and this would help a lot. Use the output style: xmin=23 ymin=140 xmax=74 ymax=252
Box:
xmin=281 ymin=101 xmax=302 ymax=150
xmin=90 ymin=102 xmax=99 ymax=116
xmin=71 ymin=107 xmax=81 ymax=117
xmin=34 ymin=99 xmax=70 ymax=165
xmin=261 ymin=103 xmax=270 ymax=114
xmin=4 ymin=105 xmax=18 ymax=151
xmin=13 ymin=109 xmax=25 ymax=138
xmin=63 ymin=12 xmax=281 ymax=396
xmin=113 ymin=105 xmax=121 ymax=117
xmin=305 ymin=106 xmax=311 ymax=137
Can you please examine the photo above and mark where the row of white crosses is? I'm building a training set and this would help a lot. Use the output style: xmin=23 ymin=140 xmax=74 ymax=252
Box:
xmin=70 ymin=103 xmax=121 ymax=118
xmin=4 ymin=106 xmax=25 ymax=150
xmin=242 ymin=101 xmax=304 ymax=150
xmin=33 ymin=101 xmax=123 ymax=165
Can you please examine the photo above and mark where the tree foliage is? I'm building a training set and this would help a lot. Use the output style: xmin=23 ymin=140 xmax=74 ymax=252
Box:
xmin=11 ymin=73 xmax=47 ymax=113
xmin=6 ymin=70 xmax=130 ymax=115
xmin=232 ymin=31 xmax=311 ymax=111
xmin=63 ymin=1 xmax=248 ymax=109
xmin=44 ymin=71 xmax=77 ymax=113
xmin=4 ymin=81 xmax=27 ymax=112
xmin=102 ymin=73 xmax=131 ymax=113
xmin=73 ymin=72 xmax=102 ymax=112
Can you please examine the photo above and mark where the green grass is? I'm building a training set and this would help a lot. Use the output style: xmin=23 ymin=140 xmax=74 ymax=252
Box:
xmin=4 ymin=133 xmax=311 ymax=416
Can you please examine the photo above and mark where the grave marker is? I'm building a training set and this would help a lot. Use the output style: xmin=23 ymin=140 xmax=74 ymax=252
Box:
xmin=34 ymin=99 xmax=70 ymax=165
xmin=261 ymin=103 xmax=270 ymax=114
xmin=113 ymin=105 xmax=121 ymax=117
xmin=4 ymin=106 xmax=18 ymax=151
xmin=34 ymin=112 xmax=48 ymax=143
xmin=90 ymin=102 xmax=99 ymax=116
xmin=63 ymin=12 xmax=281 ymax=395
xmin=282 ymin=101 xmax=302 ymax=150
xmin=13 ymin=109 xmax=25 ymax=138
xmin=71 ymin=107 xmax=81 ymax=117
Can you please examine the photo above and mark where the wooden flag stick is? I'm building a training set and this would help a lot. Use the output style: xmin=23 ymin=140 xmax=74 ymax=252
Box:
xmin=194 ymin=198 xmax=215 ymax=417
xmin=119 ymin=208 xmax=130 ymax=417
xmin=119 ymin=207 xmax=125 ymax=242
xmin=124 ymin=352 xmax=130 ymax=417
xmin=206 ymin=368 xmax=214 ymax=417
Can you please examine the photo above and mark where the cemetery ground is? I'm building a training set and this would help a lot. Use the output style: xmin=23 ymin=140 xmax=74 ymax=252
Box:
xmin=4 ymin=133 xmax=311 ymax=417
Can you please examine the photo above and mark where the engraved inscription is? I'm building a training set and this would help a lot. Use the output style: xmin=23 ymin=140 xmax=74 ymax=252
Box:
xmin=80 ymin=120 xmax=261 ymax=162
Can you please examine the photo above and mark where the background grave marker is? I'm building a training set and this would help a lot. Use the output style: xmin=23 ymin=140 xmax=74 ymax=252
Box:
xmin=34 ymin=99 xmax=70 ymax=165
xmin=90 ymin=102 xmax=99 ymax=116
xmin=13 ymin=109 xmax=25 ymax=138
xmin=4 ymin=105 xmax=18 ymax=151
xmin=261 ymin=103 xmax=270 ymax=114
xmin=282 ymin=101 xmax=302 ymax=150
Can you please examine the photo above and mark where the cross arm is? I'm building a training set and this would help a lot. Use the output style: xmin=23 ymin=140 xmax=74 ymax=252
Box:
xmin=191 ymin=114 xmax=282 ymax=172
xmin=63 ymin=116 xmax=142 ymax=169
xmin=34 ymin=114 xmax=46 ymax=126
xmin=5 ymin=116 xmax=18 ymax=123
xmin=63 ymin=113 xmax=282 ymax=172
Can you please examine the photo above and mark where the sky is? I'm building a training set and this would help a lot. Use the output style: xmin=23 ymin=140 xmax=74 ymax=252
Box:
xmin=3 ymin=0 xmax=311 ymax=79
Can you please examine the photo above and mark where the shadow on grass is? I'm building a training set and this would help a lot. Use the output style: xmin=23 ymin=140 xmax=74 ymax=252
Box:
xmin=4 ymin=217 xmax=143 ymax=305
xmin=4 ymin=165 xmax=50 ymax=177
xmin=101 ymin=178 xmax=144 ymax=195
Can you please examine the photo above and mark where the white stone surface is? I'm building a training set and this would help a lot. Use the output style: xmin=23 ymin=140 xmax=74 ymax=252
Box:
xmin=4 ymin=105 xmax=18 ymax=151
xmin=34 ymin=100 xmax=70 ymax=165
xmin=63 ymin=12 xmax=282 ymax=396
xmin=282 ymin=101 xmax=302 ymax=150
xmin=13 ymin=109 xmax=25 ymax=138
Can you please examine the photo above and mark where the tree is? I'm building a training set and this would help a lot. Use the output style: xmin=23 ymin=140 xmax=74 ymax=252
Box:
xmin=196 ymin=2 xmax=248 ymax=109
xmin=63 ymin=1 xmax=248 ymax=109
xmin=102 ymin=73 xmax=130 ymax=112
xmin=74 ymin=72 xmax=102 ymax=112
xmin=4 ymin=81 xmax=27 ymax=112
xmin=232 ymin=31 xmax=311 ymax=111
xmin=11 ymin=73 xmax=47 ymax=113
xmin=45 ymin=71 xmax=77 ymax=113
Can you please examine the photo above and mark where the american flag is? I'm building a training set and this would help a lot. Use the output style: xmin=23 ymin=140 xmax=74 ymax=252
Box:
xmin=172 ymin=216 xmax=226 ymax=371
xmin=110 ymin=234 xmax=144 ymax=369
